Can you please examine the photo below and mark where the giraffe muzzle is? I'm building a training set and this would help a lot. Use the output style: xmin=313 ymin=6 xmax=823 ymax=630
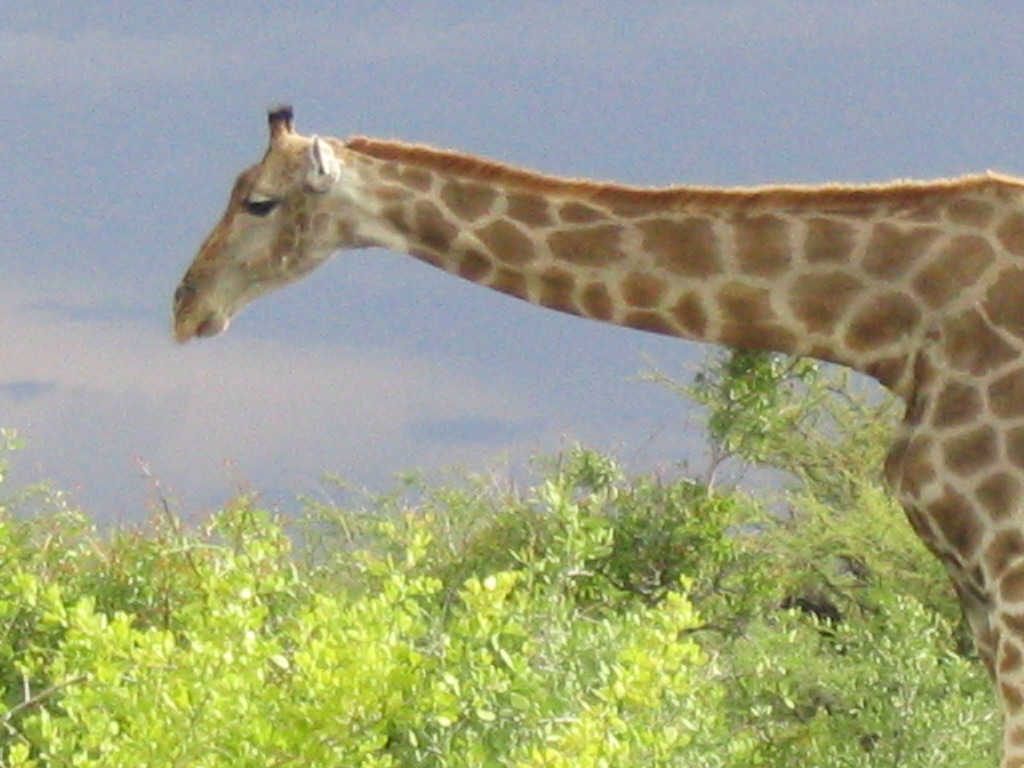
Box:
xmin=174 ymin=312 xmax=229 ymax=343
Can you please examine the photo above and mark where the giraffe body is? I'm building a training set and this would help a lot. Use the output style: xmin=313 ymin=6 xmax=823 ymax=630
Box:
xmin=174 ymin=107 xmax=1024 ymax=765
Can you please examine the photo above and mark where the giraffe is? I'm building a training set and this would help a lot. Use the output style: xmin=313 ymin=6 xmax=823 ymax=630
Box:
xmin=175 ymin=106 xmax=1024 ymax=765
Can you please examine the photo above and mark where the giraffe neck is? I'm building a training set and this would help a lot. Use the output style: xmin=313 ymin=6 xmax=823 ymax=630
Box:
xmin=341 ymin=137 xmax=1020 ymax=398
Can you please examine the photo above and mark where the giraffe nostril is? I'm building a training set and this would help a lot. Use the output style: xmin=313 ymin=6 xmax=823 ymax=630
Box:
xmin=195 ymin=314 xmax=228 ymax=338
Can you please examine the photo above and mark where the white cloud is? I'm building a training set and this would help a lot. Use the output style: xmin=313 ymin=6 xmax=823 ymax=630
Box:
xmin=0 ymin=282 xmax=541 ymax=517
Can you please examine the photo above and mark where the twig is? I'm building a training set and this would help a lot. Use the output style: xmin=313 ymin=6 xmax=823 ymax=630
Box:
xmin=137 ymin=460 xmax=182 ymax=534
xmin=1 ymin=674 xmax=88 ymax=724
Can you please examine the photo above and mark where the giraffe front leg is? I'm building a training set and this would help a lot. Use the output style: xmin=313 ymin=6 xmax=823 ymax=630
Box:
xmin=995 ymin=570 xmax=1024 ymax=766
xmin=998 ymin=627 xmax=1024 ymax=767
xmin=976 ymin=473 xmax=1024 ymax=766
xmin=934 ymin=506 xmax=1024 ymax=768
xmin=930 ymin=545 xmax=1024 ymax=767
xmin=886 ymin=429 xmax=1015 ymax=764
xmin=939 ymin=558 xmax=1024 ymax=768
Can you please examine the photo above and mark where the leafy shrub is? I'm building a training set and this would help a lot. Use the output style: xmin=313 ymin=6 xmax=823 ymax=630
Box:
xmin=0 ymin=474 xmax=729 ymax=767
xmin=0 ymin=348 xmax=1002 ymax=766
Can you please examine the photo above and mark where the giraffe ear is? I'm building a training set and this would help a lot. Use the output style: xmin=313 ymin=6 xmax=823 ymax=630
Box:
xmin=304 ymin=136 xmax=341 ymax=193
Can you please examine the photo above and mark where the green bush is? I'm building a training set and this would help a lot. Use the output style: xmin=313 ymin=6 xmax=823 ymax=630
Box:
xmin=0 ymin=479 xmax=730 ymax=767
xmin=0 ymin=349 xmax=1002 ymax=766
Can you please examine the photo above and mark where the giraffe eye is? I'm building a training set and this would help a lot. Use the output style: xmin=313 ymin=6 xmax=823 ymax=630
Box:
xmin=173 ymin=282 xmax=195 ymax=311
xmin=243 ymin=197 xmax=280 ymax=217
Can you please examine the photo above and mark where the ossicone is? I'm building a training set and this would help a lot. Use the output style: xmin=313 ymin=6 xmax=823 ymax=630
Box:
xmin=268 ymin=105 xmax=295 ymax=141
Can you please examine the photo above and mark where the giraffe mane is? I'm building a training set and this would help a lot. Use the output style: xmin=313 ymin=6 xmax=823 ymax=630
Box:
xmin=345 ymin=136 xmax=1024 ymax=213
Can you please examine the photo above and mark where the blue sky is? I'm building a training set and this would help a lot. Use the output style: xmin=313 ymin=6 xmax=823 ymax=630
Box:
xmin=3 ymin=1 xmax=1023 ymax=519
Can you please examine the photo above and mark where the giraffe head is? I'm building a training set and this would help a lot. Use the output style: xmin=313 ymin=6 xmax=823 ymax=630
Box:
xmin=173 ymin=106 xmax=359 ymax=342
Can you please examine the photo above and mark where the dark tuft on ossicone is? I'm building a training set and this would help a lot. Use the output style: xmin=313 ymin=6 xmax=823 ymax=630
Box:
xmin=268 ymin=105 xmax=294 ymax=131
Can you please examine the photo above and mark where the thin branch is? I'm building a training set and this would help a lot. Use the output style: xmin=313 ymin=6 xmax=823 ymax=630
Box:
xmin=1 ymin=674 xmax=88 ymax=724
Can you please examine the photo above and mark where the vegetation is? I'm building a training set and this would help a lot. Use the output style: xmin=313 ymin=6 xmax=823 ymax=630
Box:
xmin=0 ymin=353 xmax=1000 ymax=766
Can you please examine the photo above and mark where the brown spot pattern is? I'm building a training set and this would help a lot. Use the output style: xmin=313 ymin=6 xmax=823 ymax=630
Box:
xmin=984 ymin=267 xmax=1024 ymax=341
xmin=1003 ymin=565 xmax=1024 ymax=604
xmin=716 ymin=282 xmax=774 ymax=327
xmin=989 ymin=370 xmax=1024 ymax=420
xmin=457 ymin=249 xmax=492 ymax=281
xmin=894 ymin=436 xmax=936 ymax=499
xmin=548 ymin=225 xmax=624 ymax=266
xmin=807 ymin=343 xmax=839 ymax=363
xmin=728 ymin=324 xmax=799 ymax=352
xmin=845 ymin=293 xmax=921 ymax=353
xmin=440 ymin=180 xmax=497 ymax=222
xmin=977 ymin=472 xmax=1022 ymax=521
xmin=1007 ymin=428 xmax=1024 ymax=471
xmin=902 ymin=202 xmax=943 ymax=223
xmin=559 ymin=201 xmax=606 ymax=224
xmin=1004 ymin=612 xmax=1024 ymax=639
xmin=409 ymin=247 xmax=443 ymax=269
xmin=538 ymin=267 xmax=579 ymax=315
xmin=789 ymin=271 xmax=864 ymax=335
xmin=862 ymin=223 xmax=940 ymax=279
xmin=378 ymin=162 xmax=432 ymax=192
xmin=1003 ymin=682 xmax=1024 ymax=714
xmin=883 ymin=436 xmax=910 ymax=488
xmin=928 ymin=486 xmax=983 ymax=554
xmin=381 ymin=202 xmax=414 ymax=234
xmin=414 ymin=203 xmax=459 ymax=253
xmin=911 ymin=235 xmax=995 ymax=309
xmin=638 ymin=218 xmax=721 ymax=277
xmin=945 ymin=197 xmax=995 ymax=227
xmin=1012 ymin=731 xmax=1024 ymax=762
xmin=943 ymin=426 xmax=998 ymax=477
xmin=476 ymin=220 xmax=536 ymax=266
xmin=490 ymin=267 xmax=528 ymax=300
xmin=582 ymin=283 xmax=614 ymax=321
xmin=624 ymin=310 xmax=676 ymax=336
xmin=932 ymin=380 xmax=982 ymax=428
xmin=805 ymin=217 xmax=856 ymax=264
xmin=373 ymin=184 xmax=413 ymax=203
xmin=1002 ymin=641 xmax=1024 ymax=674
xmin=734 ymin=214 xmax=791 ymax=276
xmin=865 ymin=357 xmax=908 ymax=391
xmin=988 ymin=530 xmax=1024 ymax=578
xmin=621 ymin=272 xmax=667 ymax=308
xmin=943 ymin=309 xmax=1018 ymax=376
xmin=997 ymin=212 xmax=1024 ymax=257
xmin=507 ymin=194 xmax=554 ymax=228
xmin=715 ymin=282 xmax=797 ymax=350
xmin=672 ymin=293 xmax=708 ymax=336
